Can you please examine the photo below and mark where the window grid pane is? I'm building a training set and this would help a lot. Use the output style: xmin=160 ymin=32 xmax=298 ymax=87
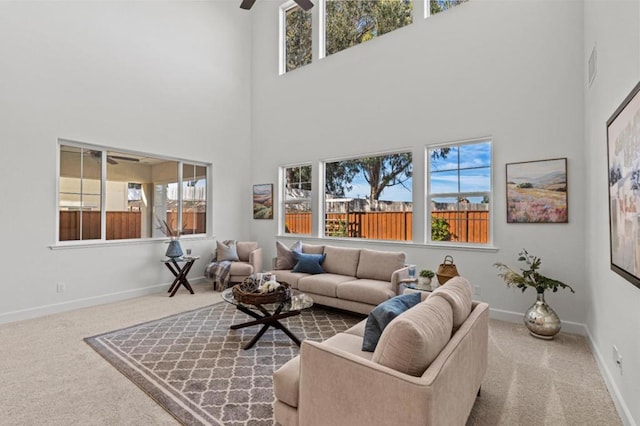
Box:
xmin=428 ymin=141 xmax=491 ymax=245
xmin=284 ymin=165 xmax=312 ymax=235
xmin=285 ymin=5 xmax=312 ymax=72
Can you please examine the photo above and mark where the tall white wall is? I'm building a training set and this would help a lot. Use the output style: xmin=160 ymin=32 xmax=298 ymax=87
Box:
xmin=584 ymin=1 xmax=640 ymax=424
xmin=0 ymin=1 xmax=252 ymax=322
xmin=251 ymin=0 xmax=586 ymax=327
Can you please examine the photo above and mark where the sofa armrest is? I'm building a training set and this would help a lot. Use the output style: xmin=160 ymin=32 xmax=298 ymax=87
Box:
xmin=298 ymin=340 xmax=434 ymax=426
xmin=248 ymin=247 xmax=263 ymax=274
xmin=390 ymin=266 xmax=410 ymax=294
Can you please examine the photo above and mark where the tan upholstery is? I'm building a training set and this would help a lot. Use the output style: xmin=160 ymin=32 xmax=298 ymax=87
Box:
xmin=373 ymin=296 xmax=453 ymax=376
xmin=236 ymin=241 xmax=258 ymax=262
xmin=322 ymin=246 xmax=360 ymax=276
xmin=269 ymin=243 xmax=408 ymax=315
xmin=337 ymin=279 xmax=395 ymax=306
xmin=356 ymin=248 xmax=405 ymax=281
xmin=343 ymin=319 xmax=366 ymax=337
xmin=429 ymin=276 xmax=473 ymax=329
xmin=225 ymin=241 xmax=263 ymax=283
xmin=301 ymin=244 xmax=324 ymax=254
xmin=273 ymin=276 xmax=489 ymax=426
xmin=297 ymin=274 xmax=353 ymax=298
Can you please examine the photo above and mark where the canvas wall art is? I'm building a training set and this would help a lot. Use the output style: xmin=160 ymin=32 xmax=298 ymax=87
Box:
xmin=505 ymin=158 xmax=568 ymax=223
xmin=253 ymin=184 xmax=273 ymax=219
xmin=607 ymin=80 xmax=640 ymax=289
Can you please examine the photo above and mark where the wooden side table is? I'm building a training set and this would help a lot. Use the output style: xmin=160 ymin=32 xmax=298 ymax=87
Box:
xmin=162 ymin=256 xmax=200 ymax=297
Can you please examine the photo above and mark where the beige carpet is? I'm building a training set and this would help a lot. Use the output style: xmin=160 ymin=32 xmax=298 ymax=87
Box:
xmin=0 ymin=282 xmax=622 ymax=425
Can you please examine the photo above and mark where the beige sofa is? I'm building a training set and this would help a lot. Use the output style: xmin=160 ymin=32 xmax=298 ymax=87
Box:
xmin=273 ymin=277 xmax=489 ymax=426
xmin=271 ymin=244 xmax=408 ymax=315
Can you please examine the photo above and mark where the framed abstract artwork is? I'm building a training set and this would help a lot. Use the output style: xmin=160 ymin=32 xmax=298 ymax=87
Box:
xmin=607 ymin=80 xmax=640 ymax=289
xmin=253 ymin=184 xmax=273 ymax=219
xmin=505 ymin=158 xmax=568 ymax=223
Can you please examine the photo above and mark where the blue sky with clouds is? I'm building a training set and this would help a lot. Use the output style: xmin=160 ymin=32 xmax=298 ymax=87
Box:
xmin=339 ymin=141 xmax=491 ymax=202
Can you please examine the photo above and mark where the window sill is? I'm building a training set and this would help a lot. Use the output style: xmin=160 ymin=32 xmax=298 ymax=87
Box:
xmin=276 ymin=235 xmax=498 ymax=253
xmin=49 ymin=234 xmax=215 ymax=250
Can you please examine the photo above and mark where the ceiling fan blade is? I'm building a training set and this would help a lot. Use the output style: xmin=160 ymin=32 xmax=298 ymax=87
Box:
xmin=240 ymin=0 xmax=257 ymax=10
xmin=294 ymin=0 xmax=314 ymax=11
xmin=108 ymin=155 xmax=140 ymax=163
xmin=106 ymin=157 xmax=118 ymax=165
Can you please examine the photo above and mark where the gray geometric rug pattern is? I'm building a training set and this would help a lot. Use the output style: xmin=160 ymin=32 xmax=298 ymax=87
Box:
xmin=85 ymin=301 xmax=362 ymax=426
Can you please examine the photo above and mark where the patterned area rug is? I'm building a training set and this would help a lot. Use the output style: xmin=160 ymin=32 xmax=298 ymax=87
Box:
xmin=85 ymin=301 xmax=362 ymax=426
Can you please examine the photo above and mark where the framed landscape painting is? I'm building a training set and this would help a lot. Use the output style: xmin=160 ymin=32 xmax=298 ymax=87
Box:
xmin=506 ymin=158 xmax=568 ymax=223
xmin=607 ymin=80 xmax=640 ymax=289
xmin=253 ymin=184 xmax=273 ymax=219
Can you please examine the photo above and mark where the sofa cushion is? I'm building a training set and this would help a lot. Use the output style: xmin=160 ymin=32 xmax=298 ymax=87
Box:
xmin=372 ymin=296 xmax=453 ymax=376
xmin=362 ymin=292 xmax=422 ymax=352
xmin=229 ymin=261 xmax=253 ymax=276
xmin=321 ymin=332 xmax=375 ymax=361
xmin=272 ymin=270 xmax=309 ymax=289
xmin=337 ymin=279 xmax=395 ymax=306
xmin=429 ymin=276 xmax=473 ymax=329
xmin=236 ymin=241 xmax=258 ymax=262
xmin=292 ymin=252 xmax=326 ymax=274
xmin=297 ymin=274 xmax=354 ymax=298
xmin=356 ymin=249 xmax=405 ymax=281
xmin=273 ymin=356 xmax=300 ymax=408
xmin=301 ymin=244 xmax=325 ymax=255
xmin=216 ymin=240 xmax=239 ymax=261
xmin=275 ymin=240 xmax=302 ymax=270
xmin=343 ymin=319 xmax=367 ymax=337
xmin=322 ymin=246 xmax=361 ymax=277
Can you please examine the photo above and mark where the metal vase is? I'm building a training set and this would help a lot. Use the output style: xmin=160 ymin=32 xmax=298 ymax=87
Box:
xmin=524 ymin=291 xmax=561 ymax=340
xmin=165 ymin=238 xmax=183 ymax=258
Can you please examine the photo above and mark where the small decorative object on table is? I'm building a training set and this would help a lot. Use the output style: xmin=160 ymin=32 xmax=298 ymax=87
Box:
xmin=494 ymin=249 xmax=575 ymax=340
xmin=436 ymin=255 xmax=459 ymax=284
xmin=232 ymin=276 xmax=291 ymax=305
xmin=156 ymin=216 xmax=187 ymax=258
xmin=419 ymin=269 xmax=435 ymax=287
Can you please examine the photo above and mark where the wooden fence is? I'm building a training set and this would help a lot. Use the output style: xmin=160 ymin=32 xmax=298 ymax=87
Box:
xmin=285 ymin=210 xmax=489 ymax=242
xmin=60 ymin=211 xmax=208 ymax=241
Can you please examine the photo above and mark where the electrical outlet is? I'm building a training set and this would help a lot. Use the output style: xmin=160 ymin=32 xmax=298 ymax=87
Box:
xmin=56 ymin=283 xmax=66 ymax=293
xmin=613 ymin=345 xmax=623 ymax=371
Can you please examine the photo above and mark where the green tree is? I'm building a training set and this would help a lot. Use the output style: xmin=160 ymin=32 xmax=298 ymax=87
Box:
xmin=325 ymin=153 xmax=412 ymax=206
xmin=430 ymin=0 xmax=468 ymax=15
xmin=286 ymin=6 xmax=312 ymax=72
xmin=431 ymin=217 xmax=455 ymax=241
xmin=286 ymin=165 xmax=312 ymax=191
xmin=325 ymin=0 xmax=413 ymax=56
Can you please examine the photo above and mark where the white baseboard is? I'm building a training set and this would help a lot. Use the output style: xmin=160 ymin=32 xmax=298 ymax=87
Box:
xmin=489 ymin=307 xmax=587 ymax=336
xmin=584 ymin=328 xmax=636 ymax=426
xmin=489 ymin=307 xmax=635 ymax=426
xmin=0 ymin=276 xmax=208 ymax=325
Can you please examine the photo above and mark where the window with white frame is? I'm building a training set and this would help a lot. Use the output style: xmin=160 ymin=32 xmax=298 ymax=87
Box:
xmin=427 ymin=139 xmax=491 ymax=244
xmin=280 ymin=2 xmax=312 ymax=74
xmin=324 ymin=152 xmax=412 ymax=240
xmin=283 ymin=164 xmax=313 ymax=234
xmin=324 ymin=0 xmax=413 ymax=57
xmin=58 ymin=142 xmax=208 ymax=242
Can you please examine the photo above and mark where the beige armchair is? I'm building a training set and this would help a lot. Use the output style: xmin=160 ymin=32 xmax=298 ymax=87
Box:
xmin=205 ymin=241 xmax=263 ymax=291
xmin=228 ymin=241 xmax=263 ymax=283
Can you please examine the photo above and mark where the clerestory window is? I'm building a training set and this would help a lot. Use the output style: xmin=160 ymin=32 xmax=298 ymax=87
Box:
xmin=324 ymin=0 xmax=413 ymax=57
xmin=280 ymin=2 xmax=312 ymax=74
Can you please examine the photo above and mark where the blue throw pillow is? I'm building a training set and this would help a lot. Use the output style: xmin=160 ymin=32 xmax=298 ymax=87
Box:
xmin=362 ymin=292 xmax=422 ymax=352
xmin=292 ymin=252 xmax=326 ymax=274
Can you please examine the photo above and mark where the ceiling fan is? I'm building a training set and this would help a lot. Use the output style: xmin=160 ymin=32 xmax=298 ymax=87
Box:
xmin=88 ymin=150 xmax=140 ymax=165
xmin=240 ymin=0 xmax=313 ymax=11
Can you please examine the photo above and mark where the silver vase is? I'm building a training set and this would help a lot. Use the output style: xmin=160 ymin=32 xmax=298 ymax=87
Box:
xmin=524 ymin=292 xmax=561 ymax=340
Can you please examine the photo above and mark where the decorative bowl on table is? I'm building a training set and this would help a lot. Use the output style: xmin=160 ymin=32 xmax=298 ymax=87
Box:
xmin=232 ymin=276 xmax=291 ymax=304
